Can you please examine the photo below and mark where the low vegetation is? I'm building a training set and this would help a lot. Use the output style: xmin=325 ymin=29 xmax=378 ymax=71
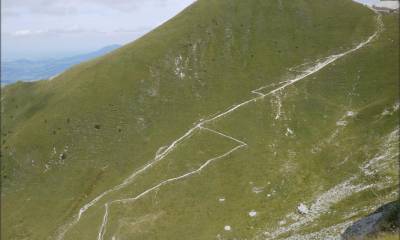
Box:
xmin=1 ymin=0 xmax=398 ymax=239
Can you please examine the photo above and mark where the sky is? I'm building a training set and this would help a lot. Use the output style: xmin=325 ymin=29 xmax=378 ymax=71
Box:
xmin=1 ymin=0 xmax=398 ymax=61
xmin=1 ymin=0 xmax=196 ymax=61
xmin=354 ymin=0 xmax=399 ymax=8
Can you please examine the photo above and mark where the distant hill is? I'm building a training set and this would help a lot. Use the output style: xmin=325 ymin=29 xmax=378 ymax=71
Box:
xmin=1 ymin=44 xmax=121 ymax=85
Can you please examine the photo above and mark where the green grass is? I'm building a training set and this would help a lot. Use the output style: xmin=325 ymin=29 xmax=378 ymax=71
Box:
xmin=1 ymin=0 xmax=398 ymax=239
xmin=371 ymin=233 xmax=400 ymax=240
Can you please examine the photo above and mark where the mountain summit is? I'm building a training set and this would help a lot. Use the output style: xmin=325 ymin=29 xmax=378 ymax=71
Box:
xmin=1 ymin=1 xmax=398 ymax=239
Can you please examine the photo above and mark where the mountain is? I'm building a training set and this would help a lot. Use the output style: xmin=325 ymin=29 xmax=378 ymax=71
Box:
xmin=1 ymin=1 xmax=398 ymax=240
xmin=1 ymin=44 xmax=121 ymax=85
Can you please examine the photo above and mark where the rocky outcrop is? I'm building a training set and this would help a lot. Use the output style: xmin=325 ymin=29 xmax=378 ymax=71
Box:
xmin=342 ymin=201 xmax=400 ymax=240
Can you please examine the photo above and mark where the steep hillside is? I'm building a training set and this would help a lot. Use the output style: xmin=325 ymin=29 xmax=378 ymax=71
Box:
xmin=1 ymin=0 xmax=398 ymax=240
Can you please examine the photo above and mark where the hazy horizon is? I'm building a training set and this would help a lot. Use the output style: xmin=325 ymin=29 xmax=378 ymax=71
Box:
xmin=1 ymin=0 xmax=196 ymax=61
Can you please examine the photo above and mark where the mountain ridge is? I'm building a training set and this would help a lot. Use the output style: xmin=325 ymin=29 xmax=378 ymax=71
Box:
xmin=1 ymin=44 xmax=121 ymax=85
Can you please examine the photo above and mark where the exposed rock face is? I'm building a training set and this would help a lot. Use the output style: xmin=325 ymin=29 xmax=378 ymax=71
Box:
xmin=297 ymin=203 xmax=309 ymax=215
xmin=342 ymin=201 xmax=400 ymax=240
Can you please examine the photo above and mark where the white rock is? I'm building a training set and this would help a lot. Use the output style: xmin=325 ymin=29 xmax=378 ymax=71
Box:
xmin=249 ymin=210 xmax=257 ymax=217
xmin=382 ymin=109 xmax=390 ymax=116
xmin=394 ymin=102 xmax=400 ymax=111
xmin=224 ymin=225 xmax=232 ymax=231
xmin=285 ymin=128 xmax=294 ymax=136
xmin=297 ymin=203 xmax=309 ymax=214
xmin=252 ymin=186 xmax=264 ymax=194
xmin=346 ymin=111 xmax=356 ymax=117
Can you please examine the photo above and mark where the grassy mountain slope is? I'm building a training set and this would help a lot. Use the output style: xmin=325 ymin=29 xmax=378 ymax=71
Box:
xmin=1 ymin=0 xmax=397 ymax=239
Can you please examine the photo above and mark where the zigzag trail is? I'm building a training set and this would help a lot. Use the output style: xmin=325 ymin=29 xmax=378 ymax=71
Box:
xmin=56 ymin=9 xmax=382 ymax=240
